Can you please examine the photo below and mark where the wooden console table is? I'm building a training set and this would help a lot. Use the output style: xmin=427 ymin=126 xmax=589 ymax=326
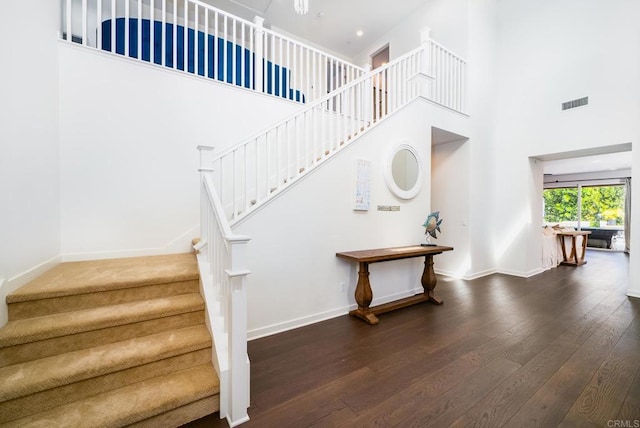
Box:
xmin=558 ymin=230 xmax=591 ymax=266
xmin=336 ymin=245 xmax=453 ymax=325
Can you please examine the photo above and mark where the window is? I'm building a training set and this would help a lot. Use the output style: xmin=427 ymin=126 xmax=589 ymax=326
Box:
xmin=543 ymin=187 xmax=578 ymax=228
xmin=580 ymin=185 xmax=624 ymax=227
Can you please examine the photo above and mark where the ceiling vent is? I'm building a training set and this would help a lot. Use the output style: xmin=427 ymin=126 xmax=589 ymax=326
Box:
xmin=562 ymin=96 xmax=589 ymax=111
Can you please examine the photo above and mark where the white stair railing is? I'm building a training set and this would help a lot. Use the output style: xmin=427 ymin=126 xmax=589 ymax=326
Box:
xmin=196 ymin=146 xmax=251 ymax=427
xmin=59 ymin=0 xmax=363 ymax=103
xmin=428 ymin=40 xmax=468 ymax=113
xmin=211 ymin=45 xmax=429 ymax=224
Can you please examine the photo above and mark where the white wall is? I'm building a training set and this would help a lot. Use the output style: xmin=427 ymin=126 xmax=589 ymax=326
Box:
xmin=0 ymin=1 xmax=61 ymax=326
xmin=466 ymin=0 xmax=499 ymax=277
xmin=493 ymin=0 xmax=640 ymax=276
xmin=352 ymin=0 xmax=468 ymax=66
xmin=233 ymin=99 xmax=471 ymax=338
xmin=58 ymin=44 xmax=303 ymax=259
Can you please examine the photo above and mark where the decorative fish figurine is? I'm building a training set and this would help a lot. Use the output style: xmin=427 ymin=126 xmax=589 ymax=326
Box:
xmin=423 ymin=211 xmax=443 ymax=239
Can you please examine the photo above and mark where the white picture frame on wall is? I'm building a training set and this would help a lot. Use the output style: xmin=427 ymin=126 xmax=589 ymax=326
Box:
xmin=354 ymin=158 xmax=371 ymax=211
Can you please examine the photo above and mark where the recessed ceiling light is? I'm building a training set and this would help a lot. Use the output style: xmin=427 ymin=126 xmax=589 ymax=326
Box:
xmin=356 ymin=30 xmax=364 ymax=37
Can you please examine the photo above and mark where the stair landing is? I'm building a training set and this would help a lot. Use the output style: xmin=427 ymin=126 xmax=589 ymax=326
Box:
xmin=9 ymin=253 xmax=199 ymax=300
xmin=7 ymin=253 xmax=200 ymax=321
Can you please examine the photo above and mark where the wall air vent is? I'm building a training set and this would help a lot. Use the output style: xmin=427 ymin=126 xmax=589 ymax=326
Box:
xmin=562 ymin=96 xmax=589 ymax=111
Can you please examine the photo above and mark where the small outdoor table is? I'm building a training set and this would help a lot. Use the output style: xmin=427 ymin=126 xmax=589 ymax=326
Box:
xmin=558 ymin=230 xmax=591 ymax=266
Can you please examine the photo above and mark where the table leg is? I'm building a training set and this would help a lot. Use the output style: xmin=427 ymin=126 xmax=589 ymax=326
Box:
xmin=422 ymin=255 xmax=443 ymax=305
xmin=578 ymin=234 xmax=588 ymax=264
xmin=571 ymin=236 xmax=578 ymax=265
xmin=560 ymin=235 xmax=568 ymax=262
xmin=349 ymin=262 xmax=379 ymax=325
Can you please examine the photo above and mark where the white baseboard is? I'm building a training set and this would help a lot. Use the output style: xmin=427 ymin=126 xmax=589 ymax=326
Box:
xmin=166 ymin=225 xmax=200 ymax=253
xmin=1 ymin=255 xmax=62 ymax=328
xmin=496 ymin=267 xmax=544 ymax=278
xmin=248 ymin=305 xmax=349 ymax=341
xmin=627 ymin=289 xmax=640 ymax=299
xmin=0 ymin=278 xmax=7 ymax=327
xmin=464 ymin=268 xmax=499 ymax=280
xmin=433 ymin=268 xmax=461 ymax=278
xmin=62 ymin=247 xmax=169 ymax=262
xmin=8 ymin=255 xmax=62 ymax=290
xmin=62 ymin=225 xmax=200 ymax=262
xmin=247 ymin=287 xmax=424 ymax=341
xmin=434 ymin=267 xmax=498 ymax=281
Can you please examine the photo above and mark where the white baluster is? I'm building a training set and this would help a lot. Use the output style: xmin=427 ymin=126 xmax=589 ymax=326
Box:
xmin=183 ymin=0 xmax=188 ymax=71
xmin=195 ymin=4 xmax=199 ymax=74
xmin=204 ymin=9 xmax=209 ymax=76
xmin=81 ymin=0 xmax=87 ymax=45
xmin=278 ymin=37 xmax=283 ymax=97
xmin=253 ymin=16 xmax=264 ymax=92
xmin=97 ymin=0 xmax=102 ymax=49
xmin=249 ymin=20 xmax=255 ymax=89
xmin=241 ymin=22 xmax=245 ymax=87
xmin=272 ymin=36 xmax=278 ymax=95
xmin=214 ymin=11 xmax=218 ymax=80
xmin=137 ymin=0 xmax=141 ymax=59
xmin=172 ymin=0 xmax=177 ymax=68
xmin=150 ymin=0 xmax=154 ymax=63
xmin=111 ymin=0 xmax=116 ymax=52
xmin=161 ymin=0 xmax=166 ymax=66
xmin=232 ymin=19 xmax=236 ymax=85
xmin=223 ymin=15 xmax=228 ymax=81
xmin=125 ymin=0 xmax=130 ymax=56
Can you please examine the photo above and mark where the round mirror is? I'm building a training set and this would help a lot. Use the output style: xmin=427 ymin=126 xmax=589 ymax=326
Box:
xmin=384 ymin=143 xmax=423 ymax=199
xmin=392 ymin=149 xmax=419 ymax=191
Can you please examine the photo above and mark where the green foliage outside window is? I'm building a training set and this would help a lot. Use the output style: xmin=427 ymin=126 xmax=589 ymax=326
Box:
xmin=543 ymin=185 xmax=624 ymax=227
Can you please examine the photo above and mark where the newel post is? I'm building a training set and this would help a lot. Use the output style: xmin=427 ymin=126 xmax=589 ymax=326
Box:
xmin=227 ymin=235 xmax=251 ymax=426
xmin=254 ymin=16 xmax=265 ymax=94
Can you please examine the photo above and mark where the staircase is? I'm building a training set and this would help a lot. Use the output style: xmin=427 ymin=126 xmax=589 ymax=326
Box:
xmin=0 ymin=253 xmax=219 ymax=427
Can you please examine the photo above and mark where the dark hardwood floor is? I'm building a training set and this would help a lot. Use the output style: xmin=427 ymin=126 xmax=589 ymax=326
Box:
xmin=185 ymin=250 xmax=639 ymax=427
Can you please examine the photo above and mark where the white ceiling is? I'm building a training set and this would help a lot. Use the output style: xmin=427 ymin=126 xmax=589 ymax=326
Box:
xmin=543 ymin=151 xmax=633 ymax=176
xmin=431 ymin=127 xmax=468 ymax=145
xmin=202 ymin=0 xmax=428 ymax=58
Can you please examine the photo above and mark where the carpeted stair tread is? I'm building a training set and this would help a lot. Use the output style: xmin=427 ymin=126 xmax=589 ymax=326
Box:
xmin=0 ymin=349 xmax=212 ymax=424
xmin=4 ymin=364 xmax=220 ymax=428
xmin=7 ymin=253 xmax=198 ymax=303
xmin=0 ymin=325 xmax=212 ymax=402
xmin=0 ymin=294 xmax=204 ymax=347
xmin=8 ymin=279 xmax=200 ymax=321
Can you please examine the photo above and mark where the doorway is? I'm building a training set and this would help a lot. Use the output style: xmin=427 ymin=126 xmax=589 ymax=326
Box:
xmin=537 ymin=144 xmax=632 ymax=255
xmin=431 ymin=127 xmax=470 ymax=277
